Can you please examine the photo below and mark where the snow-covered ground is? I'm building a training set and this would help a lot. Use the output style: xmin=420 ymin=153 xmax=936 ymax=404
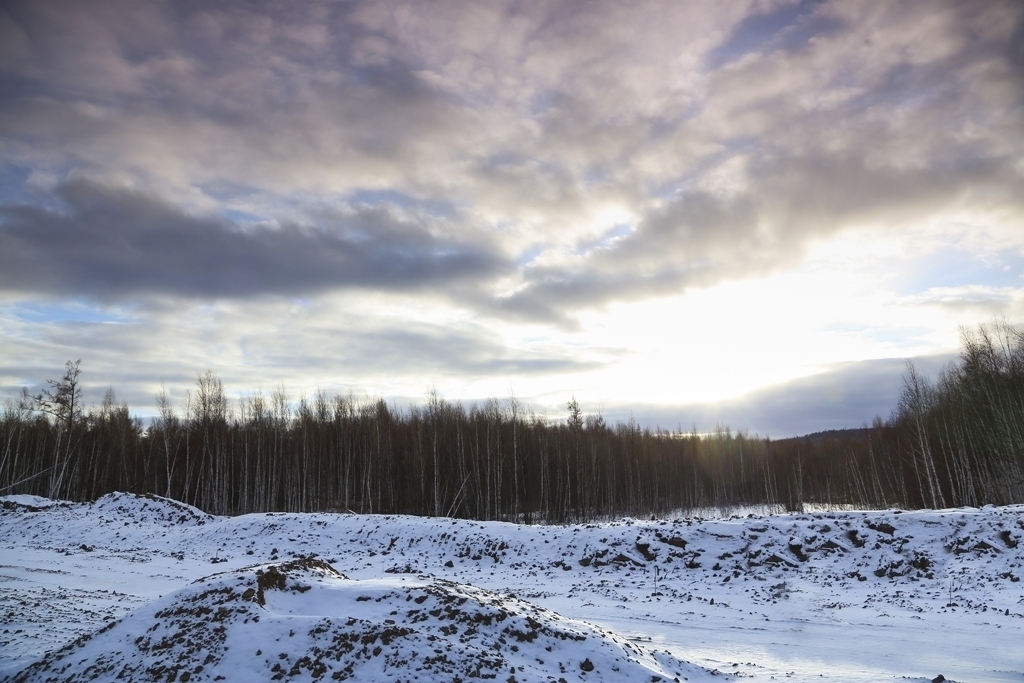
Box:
xmin=1 ymin=493 xmax=1022 ymax=682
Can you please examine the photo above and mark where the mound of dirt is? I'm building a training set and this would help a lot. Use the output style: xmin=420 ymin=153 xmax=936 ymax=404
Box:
xmin=6 ymin=558 xmax=710 ymax=683
xmin=0 ymin=495 xmax=68 ymax=513
xmin=89 ymin=492 xmax=213 ymax=527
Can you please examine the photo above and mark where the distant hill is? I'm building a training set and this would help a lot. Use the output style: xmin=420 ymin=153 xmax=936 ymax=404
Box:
xmin=777 ymin=427 xmax=872 ymax=445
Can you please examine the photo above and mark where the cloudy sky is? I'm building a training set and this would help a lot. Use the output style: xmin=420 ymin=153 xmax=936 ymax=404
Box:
xmin=2 ymin=0 xmax=1022 ymax=436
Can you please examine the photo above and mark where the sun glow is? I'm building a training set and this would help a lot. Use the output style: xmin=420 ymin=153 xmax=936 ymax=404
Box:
xmin=559 ymin=230 xmax=1000 ymax=407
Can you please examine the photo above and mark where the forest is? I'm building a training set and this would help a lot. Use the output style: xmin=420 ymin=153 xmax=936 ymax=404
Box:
xmin=1 ymin=322 xmax=1022 ymax=521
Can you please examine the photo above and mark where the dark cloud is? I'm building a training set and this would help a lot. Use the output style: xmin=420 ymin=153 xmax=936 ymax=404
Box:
xmin=0 ymin=180 xmax=504 ymax=299
xmin=599 ymin=355 xmax=957 ymax=438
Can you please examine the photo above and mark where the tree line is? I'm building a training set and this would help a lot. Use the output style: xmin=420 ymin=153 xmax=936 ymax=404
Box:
xmin=1 ymin=322 xmax=1022 ymax=519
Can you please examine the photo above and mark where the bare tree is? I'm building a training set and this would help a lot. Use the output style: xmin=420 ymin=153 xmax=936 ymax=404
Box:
xmin=507 ymin=387 xmax=521 ymax=519
xmin=35 ymin=360 xmax=83 ymax=498
xmin=155 ymin=383 xmax=180 ymax=498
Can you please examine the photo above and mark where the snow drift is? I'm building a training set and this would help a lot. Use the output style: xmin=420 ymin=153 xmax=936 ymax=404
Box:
xmin=5 ymin=557 xmax=706 ymax=683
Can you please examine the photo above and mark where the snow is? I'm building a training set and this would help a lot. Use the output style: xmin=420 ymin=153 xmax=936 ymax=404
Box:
xmin=0 ymin=495 xmax=64 ymax=510
xmin=2 ymin=493 xmax=1023 ymax=682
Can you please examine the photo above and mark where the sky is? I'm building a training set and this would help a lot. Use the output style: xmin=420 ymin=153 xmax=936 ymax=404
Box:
xmin=1 ymin=0 xmax=1023 ymax=437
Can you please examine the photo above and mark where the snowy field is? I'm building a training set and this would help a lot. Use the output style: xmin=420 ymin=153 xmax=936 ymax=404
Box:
xmin=1 ymin=493 xmax=1022 ymax=682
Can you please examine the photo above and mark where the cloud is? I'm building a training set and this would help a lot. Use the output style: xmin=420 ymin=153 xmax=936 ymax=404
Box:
xmin=900 ymin=285 xmax=1024 ymax=316
xmin=2 ymin=0 xmax=1022 ymax=323
xmin=597 ymin=354 xmax=958 ymax=438
xmin=0 ymin=293 xmax=617 ymax=416
xmin=495 ymin=148 xmax=1024 ymax=321
xmin=0 ymin=179 xmax=504 ymax=300
xmin=2 ymin=0 xmax=1024 ymax=428
xmin=0 ymin=0 xmax=475 ymax=206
